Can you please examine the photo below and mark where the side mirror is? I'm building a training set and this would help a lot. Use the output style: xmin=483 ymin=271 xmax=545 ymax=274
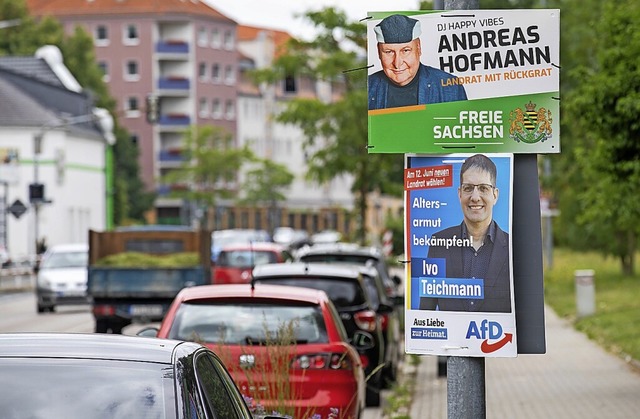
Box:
xmin=136 ymin=326 xmax=160 ymax=337
xmin=351 ymin=330 xmax=375 ymax=351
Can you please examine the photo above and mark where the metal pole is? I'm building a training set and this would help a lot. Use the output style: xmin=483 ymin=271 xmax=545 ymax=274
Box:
xmin=33 ymin=133 xmax=42 ymax=256
xmin=441 ymin=1 xmax=484 ymax=418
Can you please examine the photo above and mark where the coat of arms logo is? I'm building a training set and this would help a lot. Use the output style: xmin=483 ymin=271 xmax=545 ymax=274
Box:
xmin=509 ymin=101 xmax=553 ymax=144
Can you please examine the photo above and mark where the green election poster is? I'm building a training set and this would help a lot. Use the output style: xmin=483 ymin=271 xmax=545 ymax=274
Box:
xmin=367 ymin=9 xmax=560 ymax=154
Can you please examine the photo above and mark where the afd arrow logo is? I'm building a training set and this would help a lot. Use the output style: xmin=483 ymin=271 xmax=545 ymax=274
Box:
xmin=480 ymin=333 xmax=513 ymax=353
xmin=466 ymin=320 xmax=513 ymax=354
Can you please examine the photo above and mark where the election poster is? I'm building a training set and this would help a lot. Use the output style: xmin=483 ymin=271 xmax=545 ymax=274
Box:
xmin=367 ymin=9 xmax=560 ymax=154
xmin=404 ymin=153 xmax=516 ymax=357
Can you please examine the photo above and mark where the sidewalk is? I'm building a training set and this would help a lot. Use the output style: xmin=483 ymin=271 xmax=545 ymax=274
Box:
xmin=410 ymin=305 xmax=640 ymax=418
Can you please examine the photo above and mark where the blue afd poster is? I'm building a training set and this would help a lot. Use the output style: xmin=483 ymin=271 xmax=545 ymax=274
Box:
xmin=404 ymin=153 xmax=517 ymax=357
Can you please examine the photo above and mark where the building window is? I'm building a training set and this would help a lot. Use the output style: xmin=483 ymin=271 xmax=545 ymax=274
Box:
xmin=97 ymin=61 xmax=110 ymax=82
xmin=126 ymin=96 xmax=140 ymax=117
xmin=211 ymin=28 xmax=221 ymax=48
xmin=223 ymin=30 xmax=234 ymax=50
xmin=123 ymin=24 xmax=139 ymax=45
xmin=211 ymin=64 xmax=220 ymax=82
xmin=224 ymin=65 xmax=235 ymax=84
xmin=284 ymin=74 xmax=296 ymax=93
xmin=225 ymin=100 xmax=235 ymax=120
xmin=199 ymin=98 xmax=209 ymax=117
xmin=198 ymin=62 xmax=207 ymax=81
xmin=212 ymin=99 xmax=222 ymax=119
xmin=95 ymin=25 xmax=109 ymax=46
xmin=124 ymin=60 xmax=140 ymax=81
xmin=198 ymin=26 xmax=208 ymax=46
xmin=130 ymin=133 xmax=139 ymax=146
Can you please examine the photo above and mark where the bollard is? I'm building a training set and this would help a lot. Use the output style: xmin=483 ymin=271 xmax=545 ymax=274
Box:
xmin=575 ymin=269 xmax=595 ymax=318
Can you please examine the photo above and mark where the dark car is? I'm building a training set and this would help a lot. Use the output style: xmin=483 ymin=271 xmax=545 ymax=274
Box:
xmin=296 ymin=242 xmax=402 ymax=300
xmin=0 ymin=333 xmax=282 ymax=419
xmin=296 ymin=242 xmax=404 ymax=384
xmin=251 ymin=262 xmax=389 ymax=407
xmin=357 ymin=264 xmax=403 ymax=386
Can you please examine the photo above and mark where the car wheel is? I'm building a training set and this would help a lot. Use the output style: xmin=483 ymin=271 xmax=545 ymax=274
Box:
xmin=95 ymin=319 xmax=109 ymax=333
xmin=384 ymin=359 xmax=398 ymax=387
xmin=37 ymin=304 xmax=46 ymax=313
xmin=365 ymin=382 xmax=381 ymax=407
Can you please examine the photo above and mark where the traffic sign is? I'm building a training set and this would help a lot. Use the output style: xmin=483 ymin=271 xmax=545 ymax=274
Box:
xmin=8 ymin=199 xmax=27 ymax=219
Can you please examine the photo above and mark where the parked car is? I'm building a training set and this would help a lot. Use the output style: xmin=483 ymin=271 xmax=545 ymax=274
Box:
xmin=212 ymin=242 xmax=292 ymax=284
xmin=251 ymin=262 xmax=389 ymax=407
xmin=296 ymin=242 xmax=402 ymax=299
xmin=34 ymin=243 xmax=90 ymax=313
xmin=295 ymin=242 xmax=405 ymax=384
xmin=150 ymin=283 xmax=369 ymax=418
xmin=357 ymin=264 xmax=403 ymax=387
xmin=0 ymin=333 xmax=281 ymax=418
xmin=211 ymin=229 xmax=272 ymax=263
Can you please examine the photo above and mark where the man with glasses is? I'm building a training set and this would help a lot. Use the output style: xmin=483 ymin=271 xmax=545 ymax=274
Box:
xmin=419 ymin=154 xmax=511 ymax=313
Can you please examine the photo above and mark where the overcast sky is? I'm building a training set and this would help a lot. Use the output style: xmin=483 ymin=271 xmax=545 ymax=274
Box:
xmin=205 ymin=0 xmax=422 ymax=39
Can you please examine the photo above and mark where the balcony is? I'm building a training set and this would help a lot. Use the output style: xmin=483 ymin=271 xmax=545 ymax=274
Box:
xmin=159 ymin=148 xmax=188 ymax=163
xmin=158 ymin=76 xmax=190 ymax=91
xmin=158 ymin=113 xmax=190 ymax=126
xmin=156 ymin=183 xmax=190 ymax=197
xmin=156 ymin=40 xmax=189 ymax=54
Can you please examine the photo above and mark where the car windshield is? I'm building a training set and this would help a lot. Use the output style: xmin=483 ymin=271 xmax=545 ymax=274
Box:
xmin=255 ymin=277 xmax=367 ymax=309
xmin=217 ymin=250 xmax=278 ymax=268
xmin=0 ymin=358 xmax=174 ymax=418
xmin=41 ymin=250 xmax=88 ymax=269
xmin=169 ymin=302 xmax=328 ymax=345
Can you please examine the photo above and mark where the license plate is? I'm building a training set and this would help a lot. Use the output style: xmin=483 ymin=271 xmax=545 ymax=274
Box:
xmin=57 ymin=291 xmax=86 ymax=297
xmin=129 ymin=305 xmax=164 ymax=317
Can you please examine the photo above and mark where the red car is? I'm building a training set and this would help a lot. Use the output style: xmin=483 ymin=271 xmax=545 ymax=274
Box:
xmin=212 ymin=243 xmax=292 ymax=284
xmin=154 ymin=283 xmax=371 ymax=419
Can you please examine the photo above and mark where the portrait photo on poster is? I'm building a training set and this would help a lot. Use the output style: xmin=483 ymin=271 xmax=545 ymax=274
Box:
xmin=368 ymin=13 xmax=468 ymax=110
xmin=405 ymin=153 xmax=514 ymax=314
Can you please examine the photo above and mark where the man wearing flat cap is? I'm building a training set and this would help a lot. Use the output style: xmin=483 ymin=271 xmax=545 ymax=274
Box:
xmin=369 ymin=14 xmax=467 ymax=110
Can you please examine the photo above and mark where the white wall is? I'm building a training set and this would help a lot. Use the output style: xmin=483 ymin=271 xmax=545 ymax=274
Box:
xmin=0 ymin=126 xmax=107 ymax=260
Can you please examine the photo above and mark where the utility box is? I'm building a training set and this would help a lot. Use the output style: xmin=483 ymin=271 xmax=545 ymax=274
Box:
xmin=575 ymin=269 xmax=595 ymax=318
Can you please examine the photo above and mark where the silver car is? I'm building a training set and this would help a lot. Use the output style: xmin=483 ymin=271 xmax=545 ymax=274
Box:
xmin=35 ymin=243 xmax=89 ymax=312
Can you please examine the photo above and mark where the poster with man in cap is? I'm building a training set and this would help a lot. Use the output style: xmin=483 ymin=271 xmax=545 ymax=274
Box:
xmin=366 ymin=9 xmax=560 ymax=155
xmin=369 ymin=14 xmax=468 ymax=110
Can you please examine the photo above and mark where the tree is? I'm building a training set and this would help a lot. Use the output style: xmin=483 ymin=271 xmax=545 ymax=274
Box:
xmin=254 ymin=7 xmax=404 ymax=244
xmin=240 ymin=159 xmax=294 ymax=205
xmin=160 ymin=125 xmax=255 ymax=230
xmin=565 ymin=0 xmax=640 ymax=275
xmin=239 ymin=159 xmax=294 ymax=234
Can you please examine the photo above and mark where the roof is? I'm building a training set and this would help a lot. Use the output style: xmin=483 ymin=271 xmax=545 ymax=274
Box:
xmin=0 ymin=56 xmax=65 ymax=88
xmin=0 ymin=333 xmax=200 ymax=363
xmin=174 ymin=283 xmax=330 ymax=305
xmin=218 ymin=242 xmax=285 ymax=252
xmin=0 ymin=47 xmax=102 ymax=136
xmin=297 ymin=243 xmax=383 ymax=259
xmin=0 ymin=75 xmax=60 ymax=127
xmin=26 ymin=0 xmax=235 ymax=22
xmin=252 ymin=262 xmax=363 ymax=281
xmin=237 ymin=24 xmax=292 ymax=57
